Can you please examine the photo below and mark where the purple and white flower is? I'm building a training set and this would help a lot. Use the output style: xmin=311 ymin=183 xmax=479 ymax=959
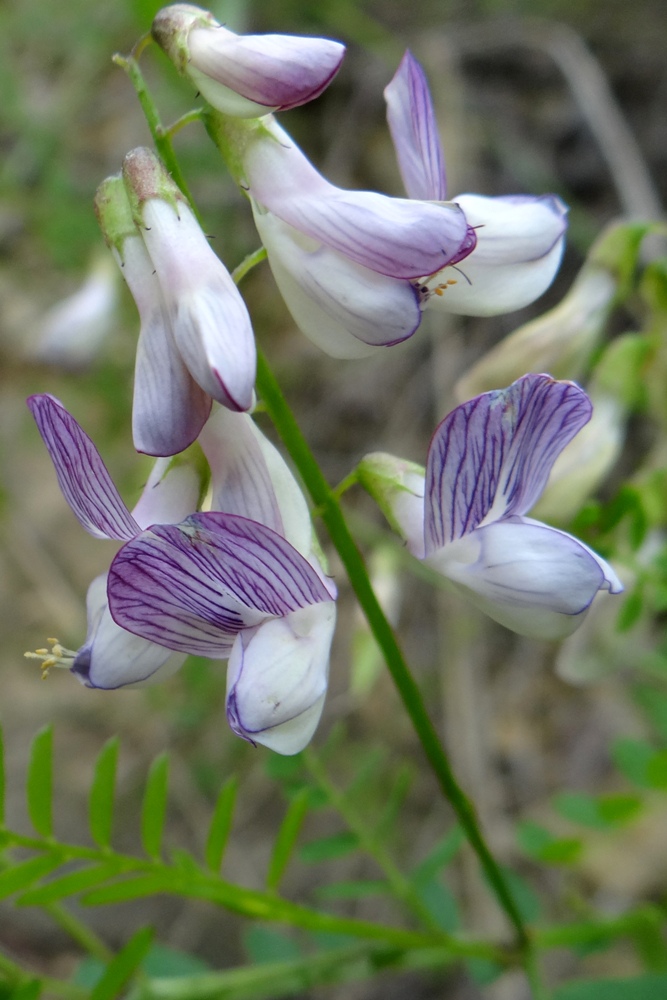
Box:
xmin=28 ymin=394 xmax=336 ymax=754
xmin=208 ymin=113 xmax=475 ymax=359
xmin=358 ymin=374 xmax=622 ymax=640
xmin=96 ymin=148 xmax=256 ymax=457
xmin=152 ymin=4 xmax=345 ymax=118
xmin=384 ymin=51 xmax=568 ymax=316
xmin=27 ymin=393 xmax=200 ymax=688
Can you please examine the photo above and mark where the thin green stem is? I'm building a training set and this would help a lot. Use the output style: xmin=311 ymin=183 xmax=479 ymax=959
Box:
xmin=112 ymin=54 xmax=202 ymax=224
xmin=304 ymin=751 xmax=443 ymax=934
xmin=332 ymin=470 xmax=360 ymax=500
xmin=164 ymin=108 xmax=205 ymax=139
xmin=231 ymin=246 xmax=268 ymax=285
xmin=254 ymin=352 xmax=528 ymax=949
xmin=45 ymin=900 xmax=113 ymax=963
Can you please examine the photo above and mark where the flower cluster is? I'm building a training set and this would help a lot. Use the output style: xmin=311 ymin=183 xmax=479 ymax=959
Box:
xmin=26 ymin=6 xmax=621 ymax=754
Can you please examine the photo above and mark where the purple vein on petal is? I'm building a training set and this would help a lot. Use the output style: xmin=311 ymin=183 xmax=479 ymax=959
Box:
xmin=107 ymin=513 xmax=331 ymax=656
xmin=424 ymin=375 xmax=592 ymax=552
xmin=27 ymin=394 xmax=140 ymax=541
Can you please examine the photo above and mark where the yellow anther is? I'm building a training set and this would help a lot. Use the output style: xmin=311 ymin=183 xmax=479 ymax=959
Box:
xmin=25 ymin=638 xmax=77 ymax=680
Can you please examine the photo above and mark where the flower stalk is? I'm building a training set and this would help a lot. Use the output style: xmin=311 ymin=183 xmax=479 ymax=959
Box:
xmin=111 ymin=39 xmax=531 ymax=952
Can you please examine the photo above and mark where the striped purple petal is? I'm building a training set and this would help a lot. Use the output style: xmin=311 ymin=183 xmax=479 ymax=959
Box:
xmin=27 ymin=394 xmax=140 ymax=541
xmin=384 ymin=50 xmax=447 ymax=201
xmin=243 ymin=120 xmax=470 ymax=280
xmin=107 ymin=512 xmax=332 ymax=657
xmin=424 ymin=374 xmax=592 ymax=553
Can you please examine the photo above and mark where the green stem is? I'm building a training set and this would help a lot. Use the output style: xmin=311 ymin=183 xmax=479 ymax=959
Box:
xmin=231 ymin=246 xmax=268 ymax=285
xmin=304 ymin=751 xmax=443 ymax=934
xmin=254 ymin=352 xmax=528 ymax=948
xmin=45 ymin=900 xmax=113 ymax=963
xmin=113 ymin=53 xmax=201 ymax=224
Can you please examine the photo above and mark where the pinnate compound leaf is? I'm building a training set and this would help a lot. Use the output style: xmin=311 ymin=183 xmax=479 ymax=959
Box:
xmin=17 ymin=862 xmax=124 ymax=906
xmin=205 ymin=775 xmax=238 ymax=872
xmin=27 ymin=726 xmax=53 ymax=838
xmin=141 ymin=753 xmax=169 ymax=860
xmin=266 ymin=787 xmax=312 ymax=892
xmin=89 ymin=736 xmax=119 ymax=849
xmin=0 ymin=855 xmax=62 ymax=902
xmin=553 ymin=973 xmax=667 ymax=1000
xmin=89 ymin=925 xmax=154 ymax=1000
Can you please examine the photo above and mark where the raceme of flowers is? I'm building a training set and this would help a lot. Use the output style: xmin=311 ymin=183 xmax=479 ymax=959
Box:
xmin=25 ymin=8 xmax=619 ymax=755
xmin=27 ymin=394 xmax=336 ymax=755
xmin=357 ymin=374 xmax=622 ymax=641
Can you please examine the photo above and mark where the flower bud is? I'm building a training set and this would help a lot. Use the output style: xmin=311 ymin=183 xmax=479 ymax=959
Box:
xmin=152 ymin=4 xmax=345 ymax=118
xmin=356 ymin=452 xmax=426 ymax=558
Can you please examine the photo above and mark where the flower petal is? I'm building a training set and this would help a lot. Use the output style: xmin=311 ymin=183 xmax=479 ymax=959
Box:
xmin=384 ymin=50 xmax=447 ymax=201
xmin=107 ymin=512 xmax=332 ymax=657
xmin=252 ymin=205 xmax=422 ymax=356
xmin=226 ymin=601 xmax=335 ymax=754
xmin=132 ymin=297 xmax=212 ymax=456
xmin=200 ymin=409 xmax=317 ymax=557
xmin=72 ymin=574 xmax=186 ymax=689
xmin=425 ymin=374 xmax=591 ymax=552
xmin=140 ymin=199 xmax=256 ymax=413
xmin=187 ymin=27 xmax=345 ymax=114
xmin=243 ymin=119 xmax=470 ymax=280
xmin=422 ymin=193 xmax=567 ymax=316
xmin=27 ymin=394 xmax=140 ymax=541
xmin=428 ymin=516 xmax=620 ymax=640
xmin=130 ymin=458 xmax=202 ymax=531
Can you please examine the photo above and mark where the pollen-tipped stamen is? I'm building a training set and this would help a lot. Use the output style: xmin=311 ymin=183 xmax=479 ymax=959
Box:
xmin=25 ymin=638 xmax=77 ymax=679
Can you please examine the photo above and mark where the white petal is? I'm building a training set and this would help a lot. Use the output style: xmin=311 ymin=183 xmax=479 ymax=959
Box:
xmin=226 ymin=602 xmax=335 ymax=754
xmin=72 ymin=575 xmax=186 ymax=689
xmin=200 ymin=409 xmax=314 ymax=559
xmin=423 ymin=194 xmax=567 ymax=316
xmin=131 ymin=459 xmax=202 ymax=530
xmin=253 ymin=206 xmax=421 ymax=358
xmin=141 ymin=200 xmax=256 ymax=412
xmin=427 ymin=517 xmax=620 ymax=640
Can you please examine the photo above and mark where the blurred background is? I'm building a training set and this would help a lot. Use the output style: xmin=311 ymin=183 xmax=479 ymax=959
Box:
xmin=1 ymin=0 xmax=666 ymax=995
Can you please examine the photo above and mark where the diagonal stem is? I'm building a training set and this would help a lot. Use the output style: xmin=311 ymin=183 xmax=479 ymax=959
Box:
xmin=255 ymin=351 xmax=529 ymax=950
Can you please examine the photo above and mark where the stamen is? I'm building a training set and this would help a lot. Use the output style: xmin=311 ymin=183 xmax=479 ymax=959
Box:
xmin=414 ymin=264 xmax=470 ymax=304
xmin=25 ymin=638 xmax=77 ymax=679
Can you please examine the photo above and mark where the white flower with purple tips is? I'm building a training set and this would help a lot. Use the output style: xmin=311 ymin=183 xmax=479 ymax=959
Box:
xmin=209 ymin=114 xmax=475 ymax=359
xmin=28 ymin=394 xmax=335 ymax=754
xmin=96 ymin=148 xmax=256 ymax=458
xmin=359 ymin=374 xmax=622 ymax=640
xmin=152 ymin=4 xmax=345 ymax=118
xmin=384 ymin=51 xmax=568 ymax=316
